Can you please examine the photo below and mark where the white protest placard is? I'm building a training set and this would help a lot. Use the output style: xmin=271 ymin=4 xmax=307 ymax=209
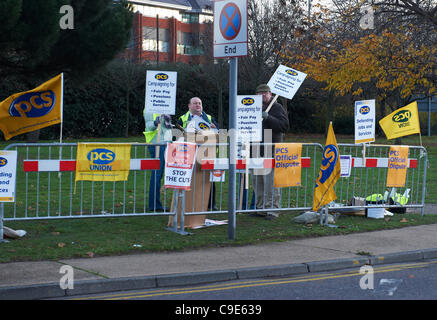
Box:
xmin=236 ymin=95 xmax=262 ymax=142
xmin=145 ymin=70 xmax=177 ymax=115
xmin=267 ymin=65 xmax=307 ymax=100
xmin=164 ymin=142 xmax=198 ymax=190
xmin=340 ymin=155 xmax=352 ymax=178
xmin=355 ymin=99 xmax=375 ymax=144
xmin=0 ymin=150 xmax=17 ymax=202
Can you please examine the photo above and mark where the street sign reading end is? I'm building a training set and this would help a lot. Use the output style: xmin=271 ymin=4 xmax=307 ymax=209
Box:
xmin=214 ymin=0 xmax=247 ymax=58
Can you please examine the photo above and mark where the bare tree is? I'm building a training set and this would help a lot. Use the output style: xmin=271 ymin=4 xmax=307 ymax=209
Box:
xmin=372 ymin=0 xmax=437 ymax=25
xmin=239 ymin=0 xmax=307 ymax=90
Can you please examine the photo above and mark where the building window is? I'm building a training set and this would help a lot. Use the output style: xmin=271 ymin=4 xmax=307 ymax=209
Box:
xmin=181 ymin=13 xmax=199 ymax=23
xmin=177 ymin=31 xmax=203 ymax=55
xmin=143 ymin=39 xmax=169 ymax=52
xmin=143 ymin=26 xmax=169 ymax=52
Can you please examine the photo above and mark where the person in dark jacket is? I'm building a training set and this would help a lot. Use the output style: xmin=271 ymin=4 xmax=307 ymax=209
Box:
xmin=252 ymin=84 xmax=289 ymax=220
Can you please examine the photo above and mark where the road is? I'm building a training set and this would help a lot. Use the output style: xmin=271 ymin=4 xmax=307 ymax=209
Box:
xmin=63 ymin=259 xmax=437 ymax=306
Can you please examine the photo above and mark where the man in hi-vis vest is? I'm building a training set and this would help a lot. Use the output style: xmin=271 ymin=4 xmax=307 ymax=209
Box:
xmin=177 ymin=97 xmax=218 ymax=133
xmin=144 ymin=112 xmax=173 ymax=212
xmin=178 ymin=97 xmax=219 ymax=210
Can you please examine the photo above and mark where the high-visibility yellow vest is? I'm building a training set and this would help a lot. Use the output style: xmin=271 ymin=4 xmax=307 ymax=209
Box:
xmin=366 ymin=194 xmax=384 ymax=203
xmin=179 ymin=111 xmax=212 ymax=129
xmin=143 ymin=113 xmax=160 ymax=143
xmin=365 ymin=193 xmax=409 ymax=205
xmin=391 ymin=193 xmax=409 ymax=205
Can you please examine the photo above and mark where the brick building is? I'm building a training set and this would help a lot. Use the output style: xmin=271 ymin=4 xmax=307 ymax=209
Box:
xmin=126 ymin=0 xmax=213 ymax=64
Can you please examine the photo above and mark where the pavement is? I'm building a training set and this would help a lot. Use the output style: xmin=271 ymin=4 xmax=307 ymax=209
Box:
xmin=1 ymin=204 xmax=437 ymax=300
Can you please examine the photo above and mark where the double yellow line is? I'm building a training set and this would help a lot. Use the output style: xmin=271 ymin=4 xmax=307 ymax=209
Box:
xmin=73 ymin=260 xmax=437 ymax=300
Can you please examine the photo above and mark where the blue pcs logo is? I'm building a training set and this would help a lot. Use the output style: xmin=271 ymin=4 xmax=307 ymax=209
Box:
xmin=198 ymin=122 xmax=210 ymax=130
xmin=87 ymin=149 xmax=116 ymax=164
xmin=0 ymin=157 xmax=7 ymax=167
xmin=155 ymin=73 xmax=169 ymax=81
xmin=9 ymin=91 xmax=56 ymax=118
xmin=285 ymin=69 xmax=298 ymax=76
xmin=359 ymin=106 xmax=370 ymax=115
xmin=176 ymin=145 xmax=189 ymax=152
xmin=316 ymin=144 xmax=339 ymax=187
xmin=241 ymin=97 xmax=254 ymax=105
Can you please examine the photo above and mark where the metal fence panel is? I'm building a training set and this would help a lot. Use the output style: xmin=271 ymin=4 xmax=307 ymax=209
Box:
xmin=334 ymin=144 xmax=427 ymax=216
xmin=2 ymin=143 xmax=176 ymax=221
xmin=1 ymin=142 xmax=427 ymax=228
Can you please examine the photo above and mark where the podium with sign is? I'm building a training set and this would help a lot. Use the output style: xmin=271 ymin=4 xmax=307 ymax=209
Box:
xmin=167 ymin=131 xmax=217 ymax=230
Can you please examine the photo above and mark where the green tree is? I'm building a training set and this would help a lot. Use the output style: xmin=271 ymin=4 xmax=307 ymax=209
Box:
xmin=0 ymin=0 xmax=133 ymax=79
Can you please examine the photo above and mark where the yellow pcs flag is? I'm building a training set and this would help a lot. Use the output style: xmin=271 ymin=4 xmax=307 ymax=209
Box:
xmin=0 ymin=74 xmax=63 ymax=140
xmin=379 ymin=101 xmax=421 ymax=140
xmin=75 ymin=143 xmax=132 ymax=182
xmin=312 ymin=122 xmax=341 ymax=212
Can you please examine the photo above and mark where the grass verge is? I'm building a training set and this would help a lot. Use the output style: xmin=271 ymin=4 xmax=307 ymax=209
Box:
xmin=2 ymin=210 xmax=437 ymax=263
xmin=1 ymin=133 xmax=435 ymax=263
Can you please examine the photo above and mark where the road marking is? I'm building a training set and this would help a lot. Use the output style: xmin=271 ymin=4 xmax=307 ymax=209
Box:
xmin=72 ymin=260 xmax=437 ymax=300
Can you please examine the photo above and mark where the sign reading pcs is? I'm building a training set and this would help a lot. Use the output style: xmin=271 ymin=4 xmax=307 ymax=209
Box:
xmin=355 ymin=99 xmax=375 ymax=144
xmin=214 ymin=0 xmax=248 ymax=58
xmin=145 ymin=70 xmax=177 ymax=115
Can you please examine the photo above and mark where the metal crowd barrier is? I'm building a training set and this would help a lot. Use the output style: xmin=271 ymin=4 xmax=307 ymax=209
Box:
xmin=331 ymin=143 xmax=427 ymax=216
xmin=182 ymin=142 xmax=427 ymax=224
xmin=1 ymin=143 xmax=176 ymax=222
xmin=0 ymin=142 xmax=428 ymax=237
xmin=184 ymin=142 xmax=324 ymax=217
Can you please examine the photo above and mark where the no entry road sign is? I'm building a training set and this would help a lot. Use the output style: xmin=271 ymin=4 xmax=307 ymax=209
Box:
xmin=214 ymin=0 xmax=247 ymax=58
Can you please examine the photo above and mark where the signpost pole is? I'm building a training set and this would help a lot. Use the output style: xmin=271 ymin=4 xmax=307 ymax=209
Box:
xmin=228 ymin=57 xmax=238 ymax=240
xmin=214 ymin=0 xmax=247 ymax=240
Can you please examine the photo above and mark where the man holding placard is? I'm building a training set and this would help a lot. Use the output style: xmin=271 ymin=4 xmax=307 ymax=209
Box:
xmin=144 ymin=70 xmax=177 ymax=212
xmin=177 ymin=97 xmax=218 ymax=133
xmin=144 ymin=113 xmax=173 ymax=212
xmin=178 ymin=97 xmax=219 ymax=211
xmin=252 ymin=84 xmax=289 ymax=220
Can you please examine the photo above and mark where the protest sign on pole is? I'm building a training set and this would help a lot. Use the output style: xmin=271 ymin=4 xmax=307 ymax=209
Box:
xmin=145 ymin=70 xmax=177 ymax=115
xmin=265 ymin=65 xmax=307 ymax=112
xmin=236 ymin=95 xmax=262 ymax=142
xmin=235 ymin=95 xmax=262 ymax=204
xmin=355 ymin=99 xmax=375 ymax=144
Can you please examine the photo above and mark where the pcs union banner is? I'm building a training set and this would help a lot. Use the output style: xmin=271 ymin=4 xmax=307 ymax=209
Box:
xmin=379 ymin=101 xmax=420 ymax=140
xmin=312 ymin=122 xmax=341 ymax=212
xmin=386 ymin=146 xmax=409 ymax=187
xmin=273 ymin=143 xmax=302 ymax=187
xmin=75 ymin=143 xmax=131 ymax=182
xmin=0 ymin=74 xmax=63 ymax=140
